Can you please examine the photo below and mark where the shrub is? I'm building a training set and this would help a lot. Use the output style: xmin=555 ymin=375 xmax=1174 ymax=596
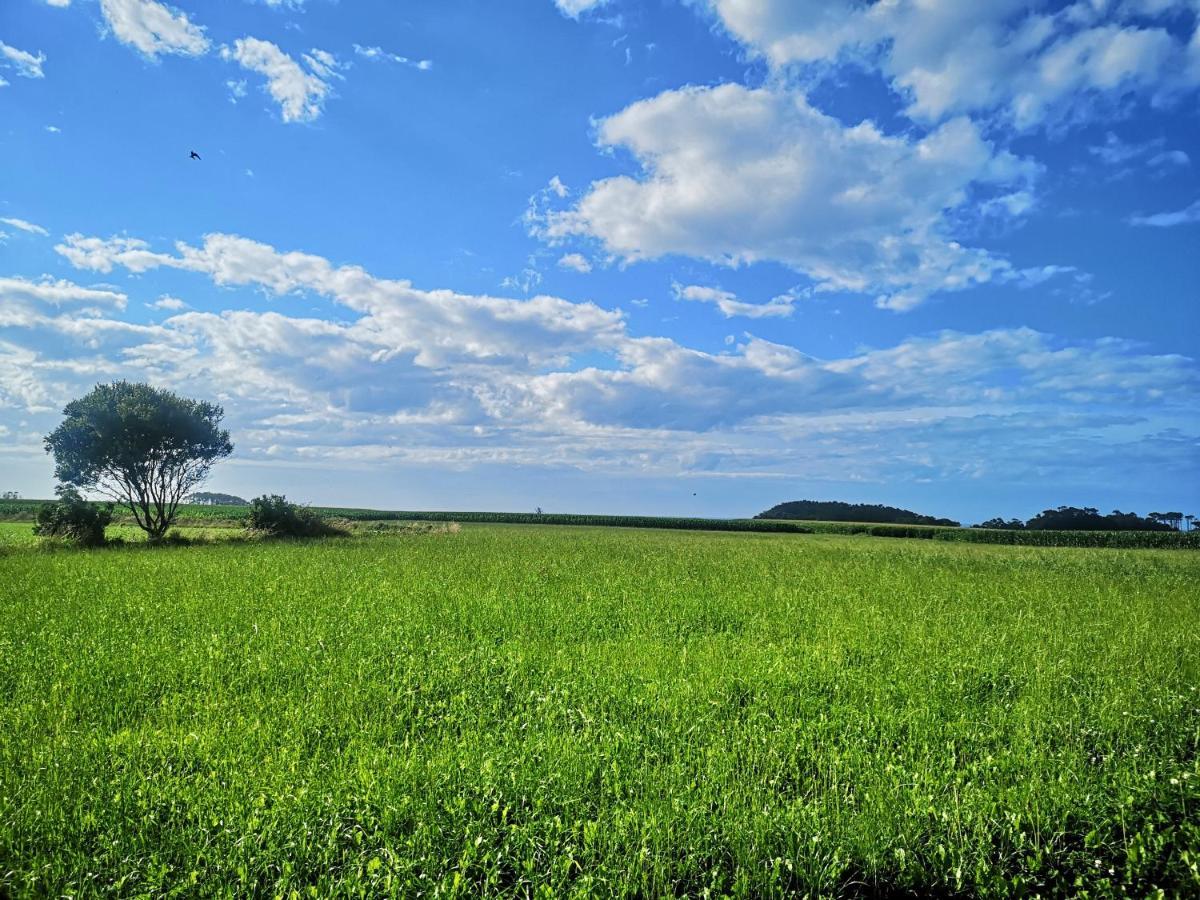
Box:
xmin=32 ymin=487 xmax=113 ymax=547
xmin=246 ymin=495 xmax=344 ymax=538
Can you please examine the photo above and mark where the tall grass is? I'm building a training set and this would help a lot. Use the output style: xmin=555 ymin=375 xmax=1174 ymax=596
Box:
xmin=1 ymin=527 xmax=1197 ymax=896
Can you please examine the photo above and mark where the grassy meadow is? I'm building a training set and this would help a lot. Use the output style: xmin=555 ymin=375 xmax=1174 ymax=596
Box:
xmin=1 ymin=523 xmax=1198 ymax=897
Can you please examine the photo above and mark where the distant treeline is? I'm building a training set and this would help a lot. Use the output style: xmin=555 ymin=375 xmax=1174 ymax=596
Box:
xmin=801 ymin=521 xmax=1196 ymax=549
xmin=976 ymin=506 xmax=1191 ymax=532
xmin=756 ymin=500 xmax=960 ymax=527
xmin=185 ymin=491 xmax=249 ymax=506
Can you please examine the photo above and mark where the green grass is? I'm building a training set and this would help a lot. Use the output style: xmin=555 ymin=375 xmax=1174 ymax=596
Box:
xmin=1 ymin=526 xmax=1198 ymax=897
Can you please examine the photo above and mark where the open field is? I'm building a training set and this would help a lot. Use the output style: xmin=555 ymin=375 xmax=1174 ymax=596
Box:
xmin=1 ymin=525 xmax=1198 ymax=897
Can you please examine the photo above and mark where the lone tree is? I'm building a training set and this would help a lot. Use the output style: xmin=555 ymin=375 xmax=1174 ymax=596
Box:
xmin=44 ymin=382 xmax=233 ymax=541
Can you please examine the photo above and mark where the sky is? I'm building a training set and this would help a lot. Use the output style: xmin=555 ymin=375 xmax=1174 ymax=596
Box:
xmin=0 ymin=0 xmax=1197 ymax=523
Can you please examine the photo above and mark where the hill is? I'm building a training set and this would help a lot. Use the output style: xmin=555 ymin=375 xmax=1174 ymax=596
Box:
xmin=756 ymin=499 xmax=960 ymax=527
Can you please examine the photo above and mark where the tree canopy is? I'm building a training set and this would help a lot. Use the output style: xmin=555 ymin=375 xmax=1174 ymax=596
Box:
xmin=756 ymin=500 xmax=960 ymax=527
xmin=186 ymin=491 xmax=249 ymax=506
xmin=44 ymin=382 xmax=233 ymax=540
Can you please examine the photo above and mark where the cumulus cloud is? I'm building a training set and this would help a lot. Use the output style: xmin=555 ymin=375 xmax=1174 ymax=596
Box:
xmin=99 ymin=0 xmax=210 ymax=59
xmin=0 ymin=225 xmax=1185 ymax=494
xmin=55 ymin=231 xmax=627 ymax=370
xmin=0 ymin=217 xmax=49 ymax=237
xmin=538 ymin=83 xmax=1041 ymax=310
xmin=557 ymin=253 xmax=592 ymax=273
xmin=702 ymin=0 xmax=1200 ymax=129
xmin=0 ymin=41 xmax=46 ymax=79
xmin=42 ymin=229 xmax=1197 ymax=438
xmin=148 ymin=295 xmax=188 ymax=311
xmin=554 ymin=0 xmax=609 ymax=19
xmin=674 ymin=284 xmax=796 ymax=319
xmin=0 ymin=276 xmax=127 ymax=311
xmin=220 ymin=38 xmax=340 ymax=122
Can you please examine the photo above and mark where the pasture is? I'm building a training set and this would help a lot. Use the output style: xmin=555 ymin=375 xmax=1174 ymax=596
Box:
xmin=1 ymin=524 xmax=1197 ymax=896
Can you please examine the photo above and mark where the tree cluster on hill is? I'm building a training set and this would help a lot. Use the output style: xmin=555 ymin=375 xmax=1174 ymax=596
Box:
xmin=756 ymin=500 xmax=960 ymax=527
xmin=974 ymin=507 xmax=1192 ymax=532
xmin=186 ymin=491 xmax=249 ymax=506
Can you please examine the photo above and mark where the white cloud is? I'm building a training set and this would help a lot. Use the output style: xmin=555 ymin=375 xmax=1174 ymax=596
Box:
xmin=55 ymin=234 xmax=175 ymax=273
xmin=148 ymin=295 xmax=188 ymax=311
xmin=48 ymin=229 xmax=1196 ymax=428
xmin=0 ymin=225 xmax=1186 ymax=492
xmin=0 ymin=217 xmax=49 ymax=237
xmin=1129 ymin=197 xmax=1200 ymax=226
xmin=703 ymin=0 xmax=1200 ymax=129
xmin=44 ymin=0 xmax=72 ymax=6
xmin=1089 ymin=131 xmax=1184 ymax=165
xmin=557 ymin=253 xmax=592 ymax=273
xmin=0 ymin=41 xmax=46 ymax=78
xmin=99 ymin=0 xmax=210 ymax=59
xmin=674 ymin=284 xmax=796 ymax=319
xmin=45 ymin=125 xmax=61 ymax=133
xmin=220 ymin=38 xmax=339 ymax=122
xmin=555 ymin=0 xmax=609 ymax=19
xmin=56 ymin=231 xmax=627 ymax=369
xmin=0 ymin=277 xmax=127 ymax=328
xmin=353 ymin=44 xmax=433 ymax=71
xmin=538 ymin=83 xmax=1041 ymax=310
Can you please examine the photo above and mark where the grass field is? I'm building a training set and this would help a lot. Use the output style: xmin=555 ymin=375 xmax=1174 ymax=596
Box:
xmin=1 ymin=524 xmax=1198 ymax=897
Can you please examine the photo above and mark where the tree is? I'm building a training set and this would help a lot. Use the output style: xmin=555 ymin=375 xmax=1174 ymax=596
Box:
xmin=44 ymin=382 xmax=233 ymax=541
xmin=32 ymin=486 xmax=113 ymax=547
xmin=0 ymin=491 xmax=20 ymax=500
xmin=973 ymin=517 xmax=1025 ymax=530
xmin=1187 ymin=515 xmax=1196 ymax=533
xmin=186 ymin=491 xmax=249 ymax=505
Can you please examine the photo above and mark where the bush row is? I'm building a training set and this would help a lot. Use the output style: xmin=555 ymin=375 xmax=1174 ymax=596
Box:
xmin=804 ymin=521 xmax=1200 ymax=549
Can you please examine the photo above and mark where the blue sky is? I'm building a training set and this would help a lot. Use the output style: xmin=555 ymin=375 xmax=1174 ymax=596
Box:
xmin=0 ymin=0 xmax=1197 ymax=522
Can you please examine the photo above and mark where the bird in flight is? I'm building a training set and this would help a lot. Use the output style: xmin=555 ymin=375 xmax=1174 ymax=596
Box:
xmin=189 ymin=150 xmax=201 ymax=160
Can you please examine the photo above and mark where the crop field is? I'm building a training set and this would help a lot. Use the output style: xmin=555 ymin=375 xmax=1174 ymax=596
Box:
xmin=1 ymin=525 xmax=1198 ymax=897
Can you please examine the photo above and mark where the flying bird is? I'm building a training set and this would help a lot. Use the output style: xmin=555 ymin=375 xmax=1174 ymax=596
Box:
xmin=189 ymin=150 xmax=201 ymax=160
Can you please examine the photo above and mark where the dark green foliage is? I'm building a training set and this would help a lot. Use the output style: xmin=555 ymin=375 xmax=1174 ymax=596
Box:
xmin=32 ymin=487 xmax=113 ymax=547
xmin=185 ymin=491 xmax=248 ymax=505
xmin=803 ymin=520 xmax=1198 ymax=548
xmin=757 ymin=499 xmax=960 ymax=527
xmin=246 ymin=495 xmax=344 ymax=538
xmin=43 ymin=382 xmax=233 ymax=541
xmin=974 ymin=517 xmax=1026 ymax=530
xmin=1025 ymin=506 xmax=1173 ymax=531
